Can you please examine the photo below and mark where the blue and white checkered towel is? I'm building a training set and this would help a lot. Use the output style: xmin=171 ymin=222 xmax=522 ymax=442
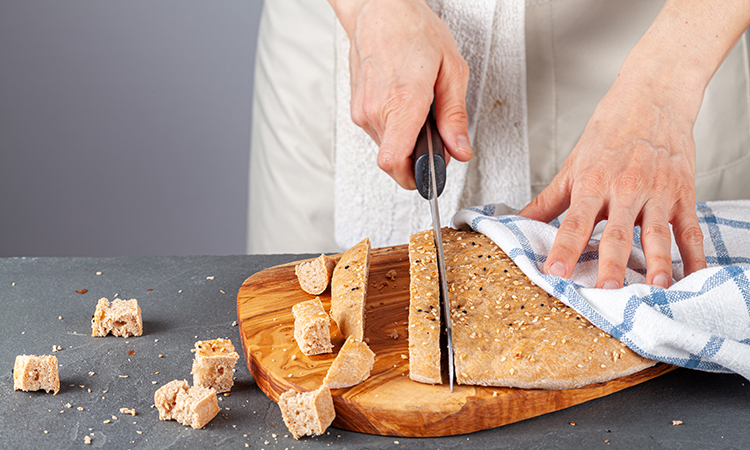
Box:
xmin=452 ymin=200 xmax=750 ymax=380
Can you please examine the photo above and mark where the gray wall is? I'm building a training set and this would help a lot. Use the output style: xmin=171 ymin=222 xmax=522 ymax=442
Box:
xmin=0 ymin=1 xmax=263 ymax=256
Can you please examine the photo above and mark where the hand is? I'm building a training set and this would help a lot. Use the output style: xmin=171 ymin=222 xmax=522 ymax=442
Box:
xmin=519 ymin=74 xmax=707 ymax=289
xmin=329 ymin=0 xmax=473 ymax=189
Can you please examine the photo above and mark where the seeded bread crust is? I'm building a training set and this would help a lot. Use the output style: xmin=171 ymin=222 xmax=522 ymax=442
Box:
xmin=407 ymin=230 xmax=442 ymax=384
xmin=439 ymin=228 xmax=655 ymax=390
xmin=279 ymin=385 xmax=335 ymax=439
xmin=296 ymin=254 xmax=337 ymax=295
xmin=322 ymin=335 xmax=375 ymax=389
xmin=292 ymin=298 xmax=333 ymax=356
xmin=330 ymin=238 xmax=370 ymax=341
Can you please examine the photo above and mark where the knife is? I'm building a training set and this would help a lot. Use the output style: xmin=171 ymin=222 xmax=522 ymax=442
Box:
xmin=412 ymin=108 xmax=455 ymax=392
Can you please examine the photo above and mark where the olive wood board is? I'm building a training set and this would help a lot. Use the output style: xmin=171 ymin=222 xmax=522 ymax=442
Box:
xmin=236 ymin=244 xmax=674 ymax=437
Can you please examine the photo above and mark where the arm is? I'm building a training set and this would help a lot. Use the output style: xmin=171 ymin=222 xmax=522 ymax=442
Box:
xmin=519 ymin=0 xmax=750 ymax=288
xmin=327 ymin=0 xmax=473 ymax=189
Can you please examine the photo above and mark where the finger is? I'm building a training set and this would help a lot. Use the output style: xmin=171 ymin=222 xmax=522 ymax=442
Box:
xmin=433 ymin=53 xmax=472 ymax=163
xmin=543 ymin=194 xmax=603 ymax=279
xmin=518 ymin=174 xmax=571 ymax=224
xmin=595 ymin=202 xmax=638 ymax=289
xmin=639 ymin=202 xmax=674 ymax=288
xmin=672 ymin=202 xmax=707 ymax=276
xmin=377 ymin=101 xmax=432 ymax=190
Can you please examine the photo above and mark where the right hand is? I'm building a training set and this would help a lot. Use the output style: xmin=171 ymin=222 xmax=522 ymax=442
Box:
xmin=330 ymin=0 xmax=473 ymax=189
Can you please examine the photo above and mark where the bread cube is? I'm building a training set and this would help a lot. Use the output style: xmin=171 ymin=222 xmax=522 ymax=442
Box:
xmin=13 ymin=355 xmax=60 ymax=394
xmin=191 ymin=338 xmax=239 ymax=393
xmin=322 ymin=335 xmax=375 ymax=389
xmin=295 ymin=254 xmax=336 ymax=295
xmin=292 ymin=298 xmax=333 ymax=356
xmin=91 ymin=298 xmax=143 ymax=337
xmin=154 ymin=379 xmax=219 ymax=429
xmin=279 ymin=385 xmax=335 ymax=439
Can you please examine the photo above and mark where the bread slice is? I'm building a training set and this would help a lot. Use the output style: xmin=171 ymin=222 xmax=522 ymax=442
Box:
xmin=322 ymin=335 xmax=375 ymax=389
xmin=407 ymin=230 xmax=442 ymax=384
xmin=91 ymin=298 xmax=143 ymax=337
xmin=409 ymin=228 xmax=656 ymax=390
xmin=330 ymin=237 xmax=370 ymax=340
xmin=191 ymin=338 xmax=240 ymax=393
xmin=13 ymin=355 xmax=60 ymax=394
xmin=279 ymin=385 xmax=335 ymax=439
xmin=292 ymin=298 xmax=333 ymax=356
xmin=296 ymin=254 xmax=336 ymax=295
xmin=154 ymin=379 xmax=220 ymax=429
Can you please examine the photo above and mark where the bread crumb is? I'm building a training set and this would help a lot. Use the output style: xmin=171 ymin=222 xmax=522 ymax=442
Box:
xmin=672 ymin=420 xmax=683 ymax=426
xmin=119 ymin=407 xmax=136 ymax=416
xmin=388 ymin=330 xmax=399 ymax=339
xmin=232 ymin=321 xmax=237 ymax=327
xmin=386 ymin=269 xmax=397 ymax=281
xmin=207 ymin=276 xmax=215 ymax=280
xmin=83 ymin=436 xmax=92 ymax=445
xmin=77 ymin=407 xmax=84 ymax=411
xmin=119 ymin=375 xmax=128 ymax=378
xmin=103 ymin=420 xmax=111 ymax=424
xmin=52 ymin=345 xmax=62 ymax=353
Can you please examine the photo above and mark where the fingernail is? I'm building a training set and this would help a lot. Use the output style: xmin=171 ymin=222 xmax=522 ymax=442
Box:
xmin=602 ymin=281 xmax=619 ymax=290
xmin=456 ymin=135 xmax=472 ymax=156
xmin=548 ymin=261 xmax=566 ymax=277
xmin=652 ymin=274 xmax=670 ymax=289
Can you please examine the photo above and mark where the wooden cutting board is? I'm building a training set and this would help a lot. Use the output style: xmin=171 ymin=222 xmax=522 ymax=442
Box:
xmin=236 ymin=244 xmax=674 ymax=437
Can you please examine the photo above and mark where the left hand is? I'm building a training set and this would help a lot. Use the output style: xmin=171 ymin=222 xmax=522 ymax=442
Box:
xmin=519 ymin=72 xmax=707 ymax=289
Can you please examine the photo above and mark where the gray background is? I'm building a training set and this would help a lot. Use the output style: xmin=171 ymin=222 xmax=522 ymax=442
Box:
xmin=0 ymin=0 xmax=264 ymax=256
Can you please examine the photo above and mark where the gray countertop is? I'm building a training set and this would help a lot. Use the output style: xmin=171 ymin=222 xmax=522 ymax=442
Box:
xmin=1 ymin=255 xmax=748 ymax=450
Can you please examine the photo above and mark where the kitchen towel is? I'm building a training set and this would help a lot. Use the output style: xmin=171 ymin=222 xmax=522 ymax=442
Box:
xmin=332 ymin=0 xmax=530 ymax=250
xmin=452 ymin=200 xmax=750 ymax=380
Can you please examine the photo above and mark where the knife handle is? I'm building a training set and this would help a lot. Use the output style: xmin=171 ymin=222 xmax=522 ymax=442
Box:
xmin=412 ymin=109 xmax=446 ymax=200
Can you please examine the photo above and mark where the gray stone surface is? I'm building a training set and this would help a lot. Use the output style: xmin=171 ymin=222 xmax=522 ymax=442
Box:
xmin=1 ymin=255 xmax=748 ymax=449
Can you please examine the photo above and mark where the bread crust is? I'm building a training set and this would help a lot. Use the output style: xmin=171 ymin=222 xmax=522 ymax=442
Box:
xmin=330 ymin=238 xmax=370 ymax=340
xmin=407 ymin=230 xmax=442 ymax=384
xmin=322 ymin=335 xmax=375 ymax=389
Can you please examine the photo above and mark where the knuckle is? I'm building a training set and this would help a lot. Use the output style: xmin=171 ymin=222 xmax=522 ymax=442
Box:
xmin=677 ymin=224 xmax=704 ymax=247
xmin=641 ymin=222 xmax=671 ymax=242
xmin=613 ymin=170 xmax=642 ymax=196
xmin=599 ymin=260 xmax=627 ymax=277
xmin=648 ymin=253 xmax=674 ymax=271
xmin=559 ymin=214 xmax=591 ymax=237
xmin=603 ymin=224 xmax=633 ymax=247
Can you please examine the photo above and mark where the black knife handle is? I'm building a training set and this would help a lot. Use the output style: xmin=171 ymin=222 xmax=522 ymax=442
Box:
xmin=412 ymin=110 xmax=446 ymax=200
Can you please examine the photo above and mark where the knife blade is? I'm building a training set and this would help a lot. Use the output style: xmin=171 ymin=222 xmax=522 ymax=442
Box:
xmin=412 ymin=109 xmax=455 ymax=392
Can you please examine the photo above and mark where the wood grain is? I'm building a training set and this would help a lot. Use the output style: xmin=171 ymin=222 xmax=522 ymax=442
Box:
xmin=236 ymin=245 xmax=674 ymax=437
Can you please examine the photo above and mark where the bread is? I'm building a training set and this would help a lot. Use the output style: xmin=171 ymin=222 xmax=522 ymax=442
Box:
xmin=409 ymin=228 xmax=656 ymax=390
xmin=278 ymin=385 xmax=335 ymax=439
xmin=13 ymin=355 xmax=59 ymax=394
xmin=296 ymin=254 xmax=336 ymax=295
xmin=330 ymin=237 xmax=370 ymax=340
xmin=191 ymin=338 xmax=239 ymax=393
xmin=154 ymin=379 xmax=219 ymax=429
xmin=322 ymin=335 xmax=375 ymax=389
xmin=292 ymin=298 xmax=333 ymax=355
xmin=91 ymin=298 xmax=143 ymax=337
xmin=407 ymin=230 xmax=442 ymax=384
